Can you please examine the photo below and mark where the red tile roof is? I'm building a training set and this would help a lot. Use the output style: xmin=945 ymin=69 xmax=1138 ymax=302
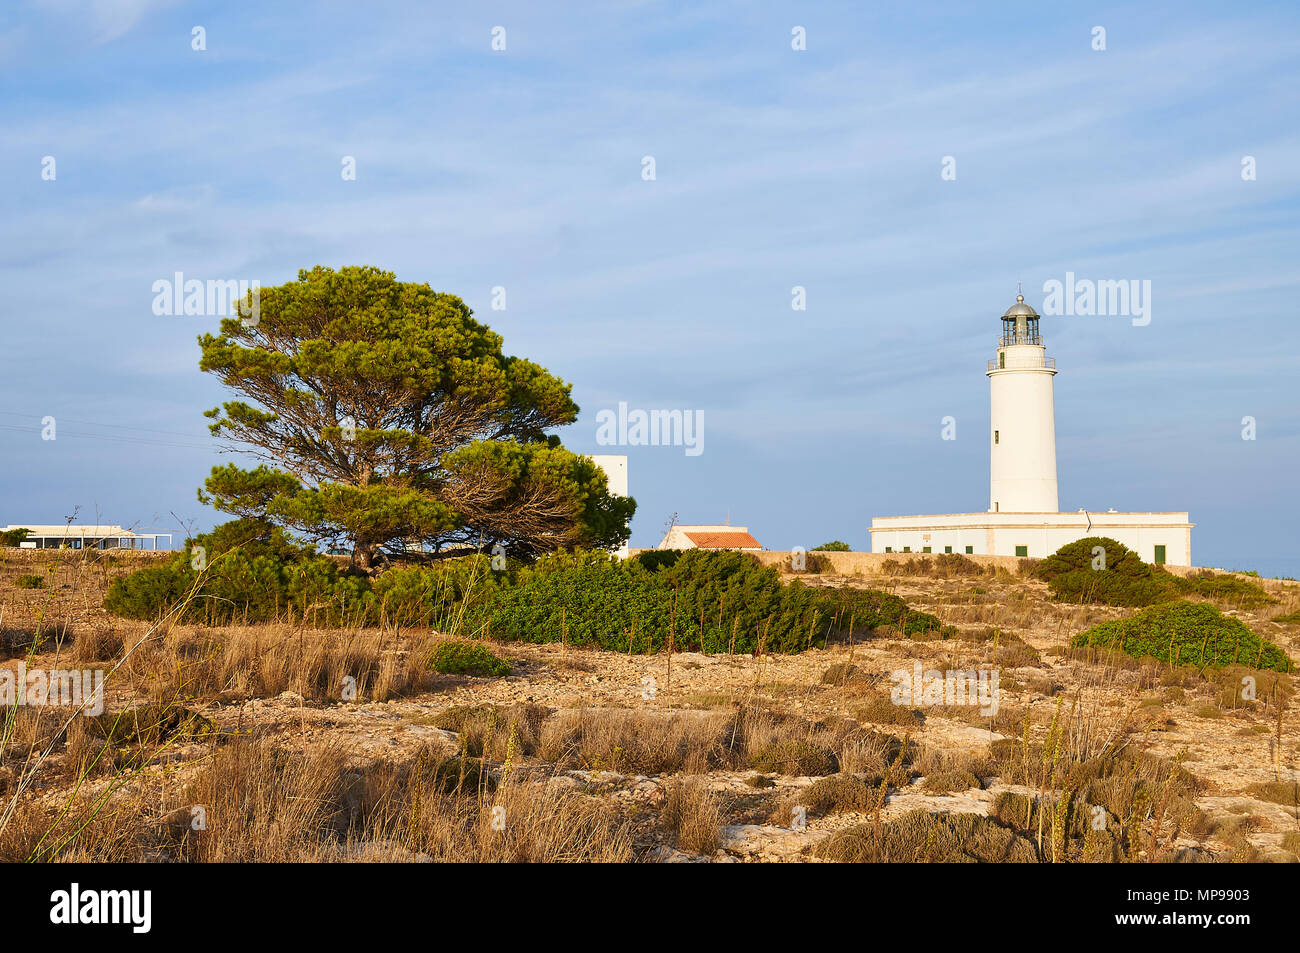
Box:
xmin=684 ymin=531 xmax=762 ymax=550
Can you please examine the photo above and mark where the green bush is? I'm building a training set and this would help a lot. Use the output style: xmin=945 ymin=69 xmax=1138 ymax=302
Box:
xmin=1038 ymin=537 xmax=1274 ymax=609
xmin=13 ymin=574 xmax=44 ymax=589
xmin=1036 ymin=537 xmax=1176 ymax=606
xmin=812 ymin=541 xmax=850 ymax=552
xmin=1071 ymin=601 xmax=1294 ymax=673
xmin=104 ymin=527 xmax=942 ymax=657
xmin=428 ymin=640 xmax=511 ymax=677
xmin=632 ymin=549 xmax=683 ymax=572
xmin=1176 ymin=571 xmax=1274 ymax=609
xmin=464 ymin=549 xmax=943 ymax=653
xmin=370 ymin=557 xmax=492 ymax=627
xmin=0 ymin=528 xmax=31 ymax=548
xmin=104 ymin=518 xmax=370 ymax=624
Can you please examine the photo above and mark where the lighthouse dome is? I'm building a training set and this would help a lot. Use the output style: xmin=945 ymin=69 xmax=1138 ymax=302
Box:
xmin=1002 ymin=294 xmax=1038 ymax=319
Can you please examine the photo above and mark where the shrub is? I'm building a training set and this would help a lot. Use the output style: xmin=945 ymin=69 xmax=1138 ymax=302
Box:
xmin=921 ymin=769 xmax=982 ymax=793
xmin=820 ymin=663 xmax=866 ymax=685
xmin=1246 ymin=781 xmax=1299 ymax=807
xmin=465 ymin=549 xmax=943 ymax=654
xmin=811 ymin=541 xmax=850 ymax=552
xmin=633 ymin=549 xmax=683 ymax=572
xmin=104 ymin=518 xmax=370 ymax=625
xmin=1071 ymin=601 xmax=1294 ymax=673
xmin=1176 ymin=571 xmax=1274 ymax=609
xmin=749 ymin=739 xmax=838 ymax=777
xmin=87 ymin=704 xmax=216 ymax=746
xmin=1037 ymin=537 xmax=1177 ymax=606
xmin=798 ymin=773 xmax=879 ymax=813
xmin=816 ymin=810 xmax=1038 ymax=863
xmin=854 ymin=694 xmax=924 ymax=727
xmin=370 ymin=558 xmax=491 ymax=627
xmin=104 ymin=532 xmax=943 ymax=658
xmin=1038 ymin=538 xmax=1275 ymax=609
xmin=428 ymin=640 xmax=511 ymax=677
xmin=13 ymin=574 xmax=43 ymax=589
xmin=0 ymin=528 xmax=31 ymax=547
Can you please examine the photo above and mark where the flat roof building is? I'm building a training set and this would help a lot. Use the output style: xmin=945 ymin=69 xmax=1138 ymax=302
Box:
xmin=1 ymin=524 xmax=174 ymax=550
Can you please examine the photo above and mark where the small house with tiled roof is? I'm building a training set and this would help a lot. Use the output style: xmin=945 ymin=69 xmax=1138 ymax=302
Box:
xmin=656 ymin=524 xmax=762 ymax=551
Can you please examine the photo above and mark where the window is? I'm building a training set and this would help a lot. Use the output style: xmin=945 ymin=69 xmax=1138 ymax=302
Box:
xmin=944 ymin=545 xmax=952 ymax=554
xmin=884 ymin=546 xmax=892 ymax=553
xmin=994 ymin=430 xmax=999 ymax=445
xmin=902 ymin=546 xmax=911 ymax=553
xmin=1015 ymin=545 xmax=1028 ymax=557
xmin=965 ymin=546 xmax=973 ymax=554
xmin=999 ymin=352 xmax=1005 ymax=368
xmin=922 ymin=546 xmax=932 ymax=553
xmin=1154 ymin=545 xmax=1166 ymax=565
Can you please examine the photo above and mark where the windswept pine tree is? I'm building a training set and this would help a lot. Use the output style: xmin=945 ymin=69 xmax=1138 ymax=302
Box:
xmin=196 ymin=265 xmax=634 ymax=568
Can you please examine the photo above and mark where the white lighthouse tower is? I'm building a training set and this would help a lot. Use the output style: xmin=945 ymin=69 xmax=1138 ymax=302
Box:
xmin=987 ymin=291 xmax=1058 ymax=513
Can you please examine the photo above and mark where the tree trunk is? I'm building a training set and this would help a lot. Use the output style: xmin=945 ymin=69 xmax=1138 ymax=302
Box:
xmin=352 ymin=541 xmax=374 ymax=571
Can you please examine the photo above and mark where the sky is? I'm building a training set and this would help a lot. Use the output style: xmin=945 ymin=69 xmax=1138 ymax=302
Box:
xmin=1 ymin=1 xmax=1297 ymax=575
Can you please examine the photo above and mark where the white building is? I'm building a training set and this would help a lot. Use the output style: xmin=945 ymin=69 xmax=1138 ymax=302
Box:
xmin=2 ymin=524 xmax=174 ymax=550
xmin=589 ymin=454 xmax=630 ymax=559
xmin=657 ymin=524 xmax=762 ymax=551
xmin=870 ymin=292 xmax=1193 ymax=565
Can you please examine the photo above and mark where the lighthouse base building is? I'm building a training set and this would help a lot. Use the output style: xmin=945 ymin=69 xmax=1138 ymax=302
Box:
xmin=869 ymin=292 xmax=1193 ymax=566
xmin=869 ymin=511 xmax=1192 ymax=565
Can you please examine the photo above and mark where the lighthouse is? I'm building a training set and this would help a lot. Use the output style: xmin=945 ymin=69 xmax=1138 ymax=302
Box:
xmin=987 ymin=292 xmax=1059 ymax=513
xmin=869 ymin=287 xmax=1193 ymax=564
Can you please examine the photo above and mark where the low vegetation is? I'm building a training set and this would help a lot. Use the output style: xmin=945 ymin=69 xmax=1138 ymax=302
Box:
xmin=1071 ymin=601 xmax=1294 ymax=672
xmin=427 ymin=640 xmax=511 ymax=677
xmin=105 ymin=536 xmax=945 ymax=654
xmin=1038 ymin=536 xmax=1274 ymax=609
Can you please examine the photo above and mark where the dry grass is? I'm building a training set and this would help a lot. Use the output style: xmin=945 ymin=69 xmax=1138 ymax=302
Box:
xmin=660 ymin=778 xmax=723 ymax=854
xmin=816 ymin=809 xmax=1039 ymax=863
xmin=539 ymin=708 xmax=737 ymax=775
xmin=1 ymin=733 xmax=635 ymax=863
xmin=796 ymin=773 xmax=881 ymax=813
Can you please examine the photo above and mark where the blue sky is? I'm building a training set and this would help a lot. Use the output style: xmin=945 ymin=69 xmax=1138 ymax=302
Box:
xmin=1 ymin=1 xmax=1297 ymax=574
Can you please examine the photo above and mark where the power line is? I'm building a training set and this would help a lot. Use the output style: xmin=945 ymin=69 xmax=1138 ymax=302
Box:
xmin=0 ymin=423 xmax=214 ymax=452
xmin=0 ymin=411 xmax=210 ymax=442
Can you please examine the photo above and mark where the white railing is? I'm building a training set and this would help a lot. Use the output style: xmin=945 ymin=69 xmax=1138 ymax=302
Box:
xmin=988 ymin=356 xmax=1055 ymax=372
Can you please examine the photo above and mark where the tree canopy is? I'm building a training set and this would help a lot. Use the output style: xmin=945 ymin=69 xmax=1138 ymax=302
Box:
xmin=197 ymin=266 xmax=634 ymax=567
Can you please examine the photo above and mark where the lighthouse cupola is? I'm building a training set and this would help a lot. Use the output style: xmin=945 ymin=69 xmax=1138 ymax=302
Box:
xmin=1000 ymin=293 xmax=1041 ymax=345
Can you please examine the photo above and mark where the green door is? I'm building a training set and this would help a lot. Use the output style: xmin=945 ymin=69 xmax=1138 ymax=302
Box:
xmin=1154 ymin=545 xmax=1166 ymax=564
